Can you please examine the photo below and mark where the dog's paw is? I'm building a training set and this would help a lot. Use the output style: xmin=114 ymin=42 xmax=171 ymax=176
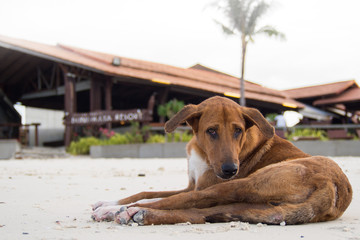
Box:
xmin=91 ymin=205 xmax=121 ymax=222
xmin=115 ymin=206 xmax=146 ymax=226
xmin=92 ymin=200 xmax=118 ymax=211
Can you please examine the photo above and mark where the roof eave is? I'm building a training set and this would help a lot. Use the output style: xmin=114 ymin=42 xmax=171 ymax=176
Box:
xmin=0 ymin=40 xmax=105 ymax=75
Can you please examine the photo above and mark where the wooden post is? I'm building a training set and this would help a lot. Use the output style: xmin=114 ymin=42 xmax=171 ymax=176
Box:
xmin=105 ymin=78 xmax=112 ymax=129
xmin=33 ymin=123 xmax=40 ymax=146
xmin=90 ymin=78 xmax=102 ymax=111
xmin=90 ymin=77 xmax=113 ymax=129
xmin=158 ymin=87 xmax=169 ymax=123
xmin=147 ymin=93 xmax=156 ymax=114
xmin=105 ymin=78 xmax=112 ymax=111
xmin=64 ymin=72 xmax=76 ymax=147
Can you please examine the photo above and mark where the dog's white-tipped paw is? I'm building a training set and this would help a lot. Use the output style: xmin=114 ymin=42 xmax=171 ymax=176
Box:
xmin=115 ymin=207 xmax=145 ymax=225
xmin=92 ymin=201 xmax=104 ymax=211
xmin=133 ymin=210 xmax=146 ymax=225
xmin=91 ymin=205 xmax=121 ymax=222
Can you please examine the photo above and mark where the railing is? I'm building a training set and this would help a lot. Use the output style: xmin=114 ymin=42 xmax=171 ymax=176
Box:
xmin=289 ymin=124 xmax=360 ymax=130
xmin=0 ymin=123 xmax=41 ymax=146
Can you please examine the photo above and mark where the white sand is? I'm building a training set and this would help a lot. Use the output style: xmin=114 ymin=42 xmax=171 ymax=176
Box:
xmin=0 ymin=156 xmax=359 ymax=240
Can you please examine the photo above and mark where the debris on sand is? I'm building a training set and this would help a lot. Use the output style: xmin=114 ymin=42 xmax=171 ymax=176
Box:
xmin=229 ymin=221 xmax=250 ymax=230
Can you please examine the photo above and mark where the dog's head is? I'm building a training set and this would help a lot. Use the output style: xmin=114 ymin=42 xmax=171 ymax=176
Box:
xmin=165 ymin=96 xmax=274 ymax=180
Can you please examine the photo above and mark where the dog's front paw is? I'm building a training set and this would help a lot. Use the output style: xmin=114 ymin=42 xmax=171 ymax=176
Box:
xmin=91 ymin=205 xmax=121 ymax=222
xmin=115 ymin=207 xmax=146 ymax=226
xmin=92 ymin=200 xmax=118 ymax=211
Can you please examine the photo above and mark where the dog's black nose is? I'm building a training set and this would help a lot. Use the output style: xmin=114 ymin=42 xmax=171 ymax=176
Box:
xmin=221 ymin=163 xmax=238 ymax=179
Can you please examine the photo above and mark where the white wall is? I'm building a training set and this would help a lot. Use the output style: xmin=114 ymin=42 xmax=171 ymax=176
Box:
xmin=15 ymin=105 xmax=65 ymax=146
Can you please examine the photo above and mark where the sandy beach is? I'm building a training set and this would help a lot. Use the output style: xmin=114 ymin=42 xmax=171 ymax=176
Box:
xmin=0 ymin=155 xmax=359 ymax=240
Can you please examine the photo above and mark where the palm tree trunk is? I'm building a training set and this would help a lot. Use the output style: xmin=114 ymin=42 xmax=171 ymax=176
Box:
xmin=240 ymin=37 xmax=247 ymax=106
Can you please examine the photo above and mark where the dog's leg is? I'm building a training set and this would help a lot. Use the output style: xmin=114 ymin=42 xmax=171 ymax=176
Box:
xmin=115 ymin=203 xmax=285 ymax=225
xmin=93 ymin=180 xmax=195 ymax=210
xmin=92 ymin=188 xmax=193 ymax=211
xmin=92 ymin=186 xmax=194 ymax=221
xmin=92 ymin=198 xmax=162 ymax=222
xmin=129 ymin=161 xmax=322 ymax=211
xmin=116 ymin=191 xmax=332 ymax=226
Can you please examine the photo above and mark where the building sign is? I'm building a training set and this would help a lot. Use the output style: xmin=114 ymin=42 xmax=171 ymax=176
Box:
xmin=66 ymin=109 xmax=152 ymax=125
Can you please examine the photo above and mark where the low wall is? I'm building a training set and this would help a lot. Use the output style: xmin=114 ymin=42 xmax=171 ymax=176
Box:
xmin=90 ymin=140 xmax=360 ymax=159
xmin=0 ymin=139 xmax=20 ymax=159
xmin=91 ymin=142 xmax=188 ymax=158
xmin=293 ymin=140 xmax=360 ymax=156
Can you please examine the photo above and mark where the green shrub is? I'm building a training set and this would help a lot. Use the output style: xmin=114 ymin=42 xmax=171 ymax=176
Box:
xmin=157 ymin=99 xmax=185 ymax=120
xmin=107 ymin=133 xmax=130 ymax=145
xmin=174 ymin=132 xmax=182 ymax=142
xmin=287 ymin=128 xmax=328 ymax=141
xmin=67 ymin=136 xmax=102 ymax=155
xmin=181 ymin=131 xmax=193 ymax=142
xmin=124 ymin=132 xmax=143 ymax=144
xmin=67 ymin=125 xmax=194 ymax=155
xmin=146 ymin=134 xmax=165 ymax=143
xmin=166 ymin=131 xmax=193 ymax=142
xmin=124 ymin=122 xmax=150 ymax=143
xmin=145 ymin=131 xmax=193 ymax=144
xmin=266 ymin=113 xmax=277 ymax=122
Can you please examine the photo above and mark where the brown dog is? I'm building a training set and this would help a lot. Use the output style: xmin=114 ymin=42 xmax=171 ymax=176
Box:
xmin=92 ymin=96 xmax=352 ymax=225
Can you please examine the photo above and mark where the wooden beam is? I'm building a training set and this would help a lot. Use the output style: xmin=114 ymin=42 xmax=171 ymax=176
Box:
xmin=0 ymin=51 xmax=21 ymax=73
xmin=64 ymin=69 xmax=76 ymax=147
xmin=21 ymin=80 xmax=91 ymax=100
xmin=158 ymin=87 xmax=169 ymax=123
xmin=5 ymin=58 xmax=42 ymax=85
xmin=105 ymin=78 xmax=112 ymax=111
xmin=105 ymin=78 xmax=113 ymax=129
xmin=90 ymin=78 xmax=102 ymax=111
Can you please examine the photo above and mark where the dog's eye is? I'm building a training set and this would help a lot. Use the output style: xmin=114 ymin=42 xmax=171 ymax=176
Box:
xmin=234 ymin=128 xmax=242 ymax=138
xmin=206 ymin=128 xmax=217 ymax=139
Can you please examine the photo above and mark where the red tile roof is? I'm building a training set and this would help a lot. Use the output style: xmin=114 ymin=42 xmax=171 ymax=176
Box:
xmin=314 ymin=88 xmax=360 ymax=106
xmin=0 ymin=35 xmax=303 ymax=109
xmin=284 ymin=80 xmax=358 ymax=99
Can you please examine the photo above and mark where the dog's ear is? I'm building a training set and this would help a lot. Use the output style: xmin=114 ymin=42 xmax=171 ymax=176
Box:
xmin=164 ymin=104 xmax=202 ymax=133
xmin=242 ymin=107 xmax=274 ymax=139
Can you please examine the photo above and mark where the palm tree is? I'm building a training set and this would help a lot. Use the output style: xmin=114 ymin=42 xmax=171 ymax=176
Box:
xmin=213 ymin=0 xmax=285 ymax=106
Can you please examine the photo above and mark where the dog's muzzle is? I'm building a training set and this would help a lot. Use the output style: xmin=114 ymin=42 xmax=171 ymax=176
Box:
xmin=220 ymin=163 xmax=238 ymax=179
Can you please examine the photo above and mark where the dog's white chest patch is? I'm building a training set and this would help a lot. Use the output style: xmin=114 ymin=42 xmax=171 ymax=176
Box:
xmin=188 ymin=149 xmax=209 ymax=183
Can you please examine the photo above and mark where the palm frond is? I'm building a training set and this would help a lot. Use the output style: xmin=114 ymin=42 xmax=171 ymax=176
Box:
xmin=206 ymin=0 xmax=220 ymax=9
xmin=255 ymin=25 xmax=286 ymax=40
xmin=227 ymin=0 xmax=246 ymax=32
xmin=246 ymin=0 xmax=270 ymax=35
xmin=212 ymin=1 xmax=286 ymax=41
xmin=213 ymin=19 xmax=236 ymax=36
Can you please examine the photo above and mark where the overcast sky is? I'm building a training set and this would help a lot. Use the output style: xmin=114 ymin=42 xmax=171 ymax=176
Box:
xmin=1 ymin=0 xmax=360 ymax=90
